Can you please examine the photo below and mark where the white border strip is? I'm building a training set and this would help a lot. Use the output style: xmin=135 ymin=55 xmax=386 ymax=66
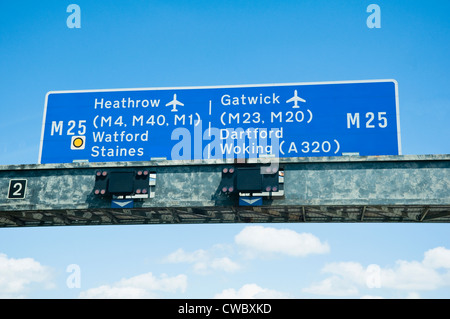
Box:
xmin=393 ymin=80 xmax=402 ymax=155
xmin=38 ymin=92 xmax=51 ymax=164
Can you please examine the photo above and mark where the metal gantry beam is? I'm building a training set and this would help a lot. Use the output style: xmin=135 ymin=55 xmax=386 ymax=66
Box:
xmin=0 ymin=154 xmax=449 ymax=227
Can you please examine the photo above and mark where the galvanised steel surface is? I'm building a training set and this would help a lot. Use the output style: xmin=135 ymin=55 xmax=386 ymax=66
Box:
xmin=0 ymin=154 xmax=449 ymax=227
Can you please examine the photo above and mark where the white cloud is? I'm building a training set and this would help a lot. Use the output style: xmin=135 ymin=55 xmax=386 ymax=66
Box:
xmin=381 ymin=260 xmax=442 ymax=290
xmin=320 ymin=261 xmax=369 ymax=287
xmin=164 ymin=248 xmax=240 ymax=275
xmin=210 ymin=257 xmax=241 ymax=273
xmin=78 ymin=285 xmax=153 ymax=299
xmin=423 ymin=246 xmax=450 ymax=269
xmin=214 ymin=283 xmax=290 ymax=299
xmin=303 ymin=247 xmax=450 ymax=298
xmin=0 ymin=253 xmax=54 ymax=298
xmin=406 ymin=292 xmax=421 ymax=299
xmin=163 ymin=227 xmax=329 ymax=276
xmin=234 ymin=226 xmax=330 ymax=258
xmin=165 ymin=248 xmax=208 ymax=264
xmin=78 ymin=272 xmax=187 ymax=299
xmin=302 ymin=275 xmax=359 ymax=297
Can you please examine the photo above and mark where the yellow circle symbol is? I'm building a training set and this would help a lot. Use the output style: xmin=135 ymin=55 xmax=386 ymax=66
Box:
xmin=73 ymin=137 xmax=84 ymax=148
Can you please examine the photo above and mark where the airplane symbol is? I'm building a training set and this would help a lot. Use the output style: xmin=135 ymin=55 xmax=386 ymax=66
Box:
xmin=286 ymin=90 xmax=306 ymax=108
xmin=165 ymin=94 xmax=184 ymax=112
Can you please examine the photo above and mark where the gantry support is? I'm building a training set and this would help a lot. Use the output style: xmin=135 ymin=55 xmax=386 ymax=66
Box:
xmin=0 ymin=154 xmax=449 ymax=227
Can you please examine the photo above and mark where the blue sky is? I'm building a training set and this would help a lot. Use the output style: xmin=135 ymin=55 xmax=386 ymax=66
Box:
xmin=0 ymin=1 xmax=449 ymax=299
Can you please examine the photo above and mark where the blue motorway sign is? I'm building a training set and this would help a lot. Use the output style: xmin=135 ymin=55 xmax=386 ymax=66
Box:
xmin=38 ymin=80 xmax=401 ymax=164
